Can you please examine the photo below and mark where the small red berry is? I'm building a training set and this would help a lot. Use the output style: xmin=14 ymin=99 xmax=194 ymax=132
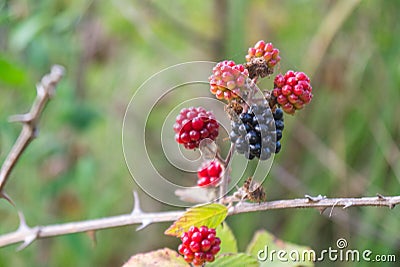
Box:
xmin=288 ymin=94 xmax=298 ymax=104
xmin=178 ymin=244 xmax=186 ymax=254
xmin=210 ymin=245 xmax=220 ymax=255
xmin=207 ymin=233 xmax=216 ymax=244
xmin=277 ymin=95 xmax=288 ymax=105
xmin=191 ymin=232 xmax=203 ymax=243
xmin=184 ymin=254 xmax=194 ymax=263
xmin=205 ymin=253 xmax=215 ymax=262
xmin=191 ymin=117 xmax=204 ymax=131
xmin=281 ymin=85 xmax=292 ymax=96
xmin=199 ymin=226 xmax=209 ymax=238
xmin=190 ymin=241 xmax=201 ymax=252
xmin=188 ymin=226 xmax=199 ymax=236
xmin=208 ymin=228 xmax=216 ymax=235
xmin=194 ymin=252 xmax=205 ymax=261
xmin=183 ymin=248 xmax=193 ymax=258
xmin=182 ymin=236 xmax=190 ymax=247
xmin=192 ymin=258 xmax=203 ymax=266
xmin=201 ymin=239 xmax=212 ymax=252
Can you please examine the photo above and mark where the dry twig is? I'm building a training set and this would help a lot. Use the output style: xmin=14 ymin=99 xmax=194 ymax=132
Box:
xmin=0 ymin=65 xmax=65 ymax=195
xmin=0 ymin=193 xmax=398 ymax=249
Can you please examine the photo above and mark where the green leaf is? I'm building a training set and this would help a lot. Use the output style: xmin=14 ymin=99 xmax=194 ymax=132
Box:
xmin=164 ymin=203 xmax=227 ymax=237
xmin=207 ymin=253 xmax=259 ymax=267
xmin=122 ymin=248 xmax=188 ymax=267
xmin=246 ymin=230 xmax=314 ymax=267
xmin=0 ymin=56 xmax=27 ymax=86
xmin=216 ymin=222 xmax=238 ymax=254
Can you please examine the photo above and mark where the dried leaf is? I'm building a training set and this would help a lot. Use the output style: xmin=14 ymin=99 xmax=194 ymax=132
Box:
xmin=122 ymin=248 xmax=188 ymax=267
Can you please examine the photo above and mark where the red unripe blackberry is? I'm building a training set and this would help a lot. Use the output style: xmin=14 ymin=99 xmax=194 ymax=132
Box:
xmin=209 ymin=60 xmax=249 ymax=101
xmin=174 ymin=107 xmax=219 ymax=149
xmin=246 ymin=40 xmax=281 ymax=68
xmin=272 ymin=71 xmax=313 ymax=114
xmin=197 ymin=160 xmax=223 ymax=187
xmin=178 ymin=226 xmax=221 ymax=266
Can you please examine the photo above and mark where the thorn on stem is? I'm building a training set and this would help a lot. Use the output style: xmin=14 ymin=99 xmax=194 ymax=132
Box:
xmin=16 ymin=211 xmax=40 ymax=251
xmin=317 ymin=207 xmax=327 ymax=214
xmin=17 ymin=226 xmax=40 ymax=251
xmin=131 ymin=191 xmax=143 ymax=214
xmin=343 ymin=202 xmax=353 ymax=209
xmin=376 ymin=193 xmax=386 ymax=200
xmin=136 ymin=219 xmax=151 ymax=231
xmin=86 ymin=230 xmax=97 ymax=247
xmin=305 ymin=194 xmax=326 ymax=202
xmin=8 ymin=114 xmax=33 ymax=123
xmin=0 ymin=191 xmax=16 ymax=207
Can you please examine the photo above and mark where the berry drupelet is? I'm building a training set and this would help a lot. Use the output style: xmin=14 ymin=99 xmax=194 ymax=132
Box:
xmin=230 ymin=104 xmax=284 ymax=160
xmin=178 ymin=226 xmax=221 ymax=266
xmin=273 ymin=108 xmax=284 ymax=153
xmin=174 ymin=107 xmax=219 ymax=150
xmin=197 ymin=160 xmax=223 ymax=187
xmin=209 ymin=60 xmax=249 ymax=101
xmin=272 ymin=70 xmax=313 ymax=115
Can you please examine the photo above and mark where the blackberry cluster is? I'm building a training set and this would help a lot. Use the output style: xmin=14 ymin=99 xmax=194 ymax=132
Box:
xmin=174 ymin=107 xmax=219 ymax=150
xmin=197 ymin=160 xmax=223 ymax=187
xmin=230 ymin=105 xmax=284 ymax=160
xmin=178 ymin=226 xmax=221 ymax=266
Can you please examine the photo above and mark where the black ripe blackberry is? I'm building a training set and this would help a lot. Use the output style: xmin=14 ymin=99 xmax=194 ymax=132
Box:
xmin=230 ymin=104 xmax=278 ymax=160
xmin=273 ymin=108 xmax=284 ymax=153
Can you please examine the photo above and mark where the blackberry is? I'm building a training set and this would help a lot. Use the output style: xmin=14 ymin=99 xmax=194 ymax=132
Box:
xmin=245 ymin=40 xmax=281 ymax=78
xmin=178 ymin=226 xmax=221 ymax=266
xmin=273 ymin=108 xmax=284 ymax=153
xmin=174 ymin=107 xmax=219 ymax=150
xmin=209 ymin=60 xmax=249 ymax=101
xmin=272 ymin=70 xmax=313 ymax=114
xmin=230 ymin=104 xmax=284 ymax=160
xmin=197 ymin=160 xmax=223 ymax=187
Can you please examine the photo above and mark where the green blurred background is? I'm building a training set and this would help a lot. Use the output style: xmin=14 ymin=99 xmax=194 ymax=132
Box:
xmin=0 ymin=0 xmax=399 ymax=266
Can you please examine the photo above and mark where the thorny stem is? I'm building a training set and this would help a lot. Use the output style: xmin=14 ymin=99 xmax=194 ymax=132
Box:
xmin=0 ymin=65 xmax=64 ymax=195
xmin=0 ymin=194 xmax=398 ymax=248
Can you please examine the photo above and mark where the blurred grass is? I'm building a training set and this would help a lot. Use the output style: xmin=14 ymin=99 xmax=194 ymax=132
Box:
xmin=0 ymin=0 xmax=399 ymax=266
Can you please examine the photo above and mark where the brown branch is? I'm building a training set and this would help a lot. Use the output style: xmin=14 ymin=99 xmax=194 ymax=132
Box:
xmin=0 ymin=193 xmax=398 ymax=249
xmin=0 ymin=65 xmax=65 ymax=194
